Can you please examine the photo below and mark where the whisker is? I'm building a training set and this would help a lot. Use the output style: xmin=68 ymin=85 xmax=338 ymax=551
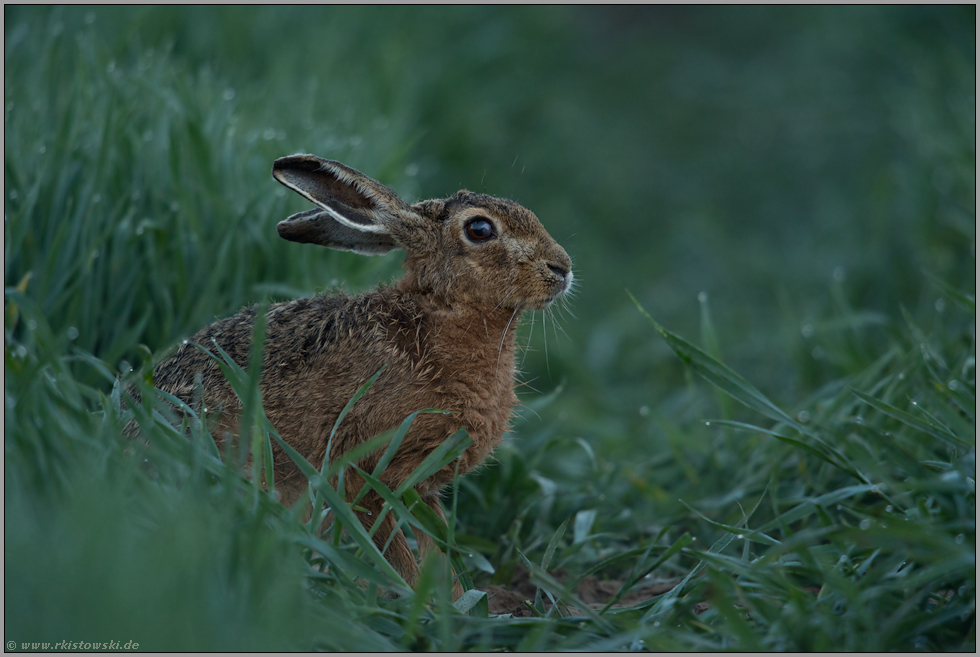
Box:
xmin=491 ymin=286 xmax=517 ymax=314
xmin=496 ymin=305 xmax=522 ymax=374
xmin=520 ymin=310 xmax=536 ymax=370
xmin=542 ymin=307 xmax=551 ymax=377
xmin=552 ymin=308 xmax=573 ymax=341
xmin=514 ymin=402 xmax=542 ymax=422
xmin=514 ymin=376 xmax=542 ymax=394
xmin=549 ymin=306 xmax=563 ymax=343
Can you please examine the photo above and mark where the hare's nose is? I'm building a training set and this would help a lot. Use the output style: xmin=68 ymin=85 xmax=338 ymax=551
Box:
xmin=547 ymin=263 xmax=570 ymax=281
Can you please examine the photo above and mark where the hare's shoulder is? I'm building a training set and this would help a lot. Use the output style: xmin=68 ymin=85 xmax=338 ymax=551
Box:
xmin=263 ymin=288 xmax=427 ymax=356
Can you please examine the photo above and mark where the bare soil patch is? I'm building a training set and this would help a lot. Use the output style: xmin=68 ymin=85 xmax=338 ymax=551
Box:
xmin=477 ymin=567 xmax=678 ymax=617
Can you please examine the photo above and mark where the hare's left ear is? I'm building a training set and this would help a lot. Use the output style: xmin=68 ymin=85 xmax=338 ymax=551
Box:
xmin=275 ymin=208 xmax=398 ymax=255
xmin=272 ymin=154 xmax=418 ymax=253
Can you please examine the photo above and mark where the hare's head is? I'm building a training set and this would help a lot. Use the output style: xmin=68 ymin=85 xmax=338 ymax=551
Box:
xmin=273 ymin=154 xmax=572 ymax=311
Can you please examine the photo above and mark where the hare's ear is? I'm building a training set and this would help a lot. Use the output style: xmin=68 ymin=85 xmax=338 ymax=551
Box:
xmin=272 ymin=154 xmax=417 ymax=243
xmin=276 ymin=208 xmax=397 ymax=255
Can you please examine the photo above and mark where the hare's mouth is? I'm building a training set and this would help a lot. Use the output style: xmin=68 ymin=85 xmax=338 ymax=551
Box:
xmin=521 ymin=268 xmax=573 ymax=311
xmin=550 ymin=267 xmax=574 ymax=299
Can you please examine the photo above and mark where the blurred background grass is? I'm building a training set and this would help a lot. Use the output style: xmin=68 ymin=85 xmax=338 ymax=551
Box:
xmin=5 ymin=5 xmax=975 ymax=651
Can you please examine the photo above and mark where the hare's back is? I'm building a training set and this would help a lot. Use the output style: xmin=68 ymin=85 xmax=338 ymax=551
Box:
xmin=153 ymin=290 xmax=417 ymax=411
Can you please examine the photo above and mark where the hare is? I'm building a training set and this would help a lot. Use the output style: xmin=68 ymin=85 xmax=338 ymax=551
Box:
xmin=148 ymin=154 xmax=573 ymax=595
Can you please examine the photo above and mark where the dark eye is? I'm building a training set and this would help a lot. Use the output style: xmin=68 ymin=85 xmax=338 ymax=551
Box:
xmin=465 ymin=218 xmax=496 ymax=242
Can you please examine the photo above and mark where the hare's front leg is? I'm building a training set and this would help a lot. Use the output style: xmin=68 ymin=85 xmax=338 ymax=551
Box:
xmin=413 ymin=494 xmax=465 ymax=601
xmin=353 ymin=488 xmax=422 ymax=593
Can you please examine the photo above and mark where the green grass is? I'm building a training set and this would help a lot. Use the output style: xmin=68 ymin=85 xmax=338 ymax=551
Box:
xmin=5 ymin=6 xmax=975 ymax=651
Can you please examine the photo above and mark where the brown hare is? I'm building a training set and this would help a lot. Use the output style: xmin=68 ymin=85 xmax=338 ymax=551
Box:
xmin=148 ymin=154 xmax=573 ymax=596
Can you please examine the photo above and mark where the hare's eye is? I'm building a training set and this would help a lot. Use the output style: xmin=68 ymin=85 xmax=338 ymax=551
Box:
xmin=465 ymin=218 xmax=496 ymax=242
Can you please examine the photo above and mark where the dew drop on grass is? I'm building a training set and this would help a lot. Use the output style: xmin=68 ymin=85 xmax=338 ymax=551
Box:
xmin=405 ymin=163 xmax=420 ymax=177
xmin=223 ymin=88 xmax=235 ymax=101
xmin=67 ymin=327 xmax=79 ymax=340
xmin=736 ymin=534 xmax=744 ymax=539
xmin=8 ymin=190 xmax=17 ymax=201
xmin=92 ymin=194 xmax=101 ymax=204
xmin=705 ymin=421 xmax=710 ymax=426
xmin=886 ymin=505 xmax=893 ymax=513
xmin=639 ymin=405 xmax=649 ymax=417
xmin=27 ymin=320 xmax=36 ymax=331
xmin=935 ymin=298 xmax=946 ymax=313
xmin=801 ymin=324 xmax=814 ymax=338
xmin=263 ymin=128 xmax=276 ymax=140
xmin=697 ymin=291 xmax=707 ymax=303
xmin=859 ymin=519 xmax=871 ymax=530
xmin=811 ymin=346 xmax=824 ymax=360
xmin=796 ymin=410 xmax=810 ymax=423
xmin=948 ymin=380 xmax=959 ymax=391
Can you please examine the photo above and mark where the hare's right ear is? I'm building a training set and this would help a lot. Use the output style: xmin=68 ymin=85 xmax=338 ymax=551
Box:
xmin=272 ymin=154 xmax=417 ymax=254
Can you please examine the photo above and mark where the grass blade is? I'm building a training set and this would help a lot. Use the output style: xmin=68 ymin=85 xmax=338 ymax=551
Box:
xmin=850 ymin=388 xmax=969 ymax=448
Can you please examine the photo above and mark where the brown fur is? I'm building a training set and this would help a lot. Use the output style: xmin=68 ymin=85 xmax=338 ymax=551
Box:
xmin=146 ymin=154 xmax=573 ymax=597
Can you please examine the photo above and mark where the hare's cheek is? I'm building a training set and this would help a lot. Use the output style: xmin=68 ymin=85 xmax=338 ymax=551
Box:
xmin=466 ymin=245 xmax=512 ymax=284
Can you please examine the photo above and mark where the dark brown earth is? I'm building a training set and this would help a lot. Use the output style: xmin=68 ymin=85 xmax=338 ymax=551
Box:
xmin=476 ymin=569 xmax=825 ymax=617
xmin=476 ymin=567 xmax=679 ymax=617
